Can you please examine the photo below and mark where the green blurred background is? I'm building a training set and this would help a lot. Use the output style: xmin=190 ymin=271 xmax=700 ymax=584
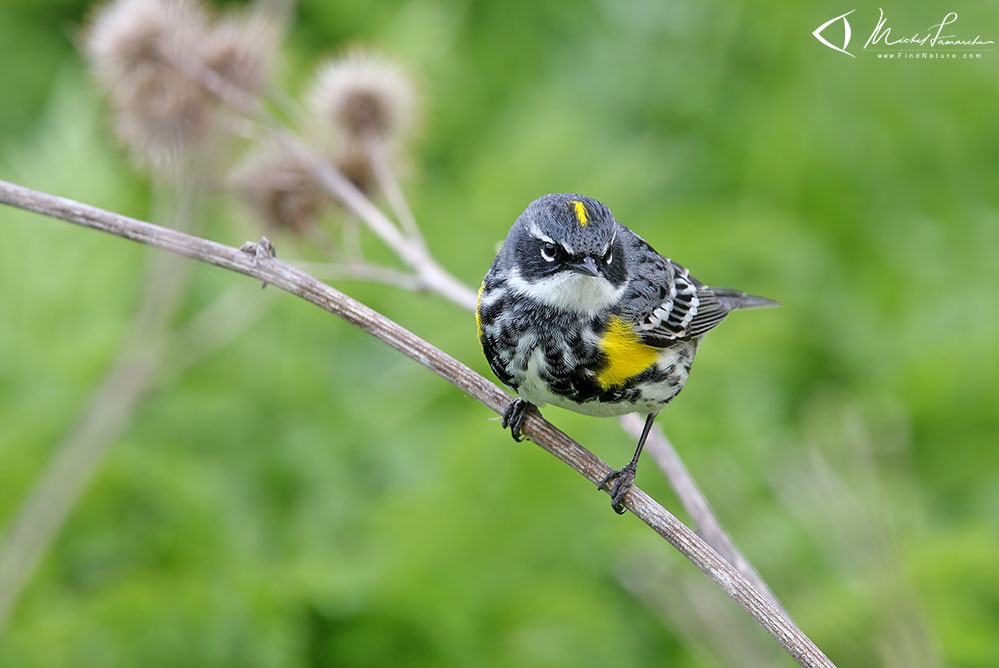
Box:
xmin=1 ymin=0 xmax=997 ymax=666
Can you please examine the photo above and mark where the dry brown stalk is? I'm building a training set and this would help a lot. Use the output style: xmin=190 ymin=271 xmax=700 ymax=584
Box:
xmin=0 ymin=179 xmax=835 ymax=668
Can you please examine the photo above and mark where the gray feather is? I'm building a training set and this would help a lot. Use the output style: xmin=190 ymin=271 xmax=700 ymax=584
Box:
xmin=710 ymin=288 xmax=780 ymax=311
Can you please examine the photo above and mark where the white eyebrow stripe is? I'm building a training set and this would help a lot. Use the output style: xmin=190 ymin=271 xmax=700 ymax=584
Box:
xmin=560 ymin=241 xmax=574 ymax=255
xmin=527 ymin=222 xmax=555 ymax=244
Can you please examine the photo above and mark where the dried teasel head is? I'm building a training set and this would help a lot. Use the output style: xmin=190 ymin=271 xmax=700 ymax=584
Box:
xmin=111 ymin=77 xmax=214 ymax=165
xmin=308 ymin=50 xmax=416 ymax=145
xmin=85 ymin=0 xmax=207 ymax=94
xmin=85 ymin=0 xmax=277 ymax=166
xmin=230 ymin=147 xmax=330 ymax=231
xmin=201 ymin=11 xmax=276 ymax=99
xmin=84 ymin=0 xmax=212 ymax=163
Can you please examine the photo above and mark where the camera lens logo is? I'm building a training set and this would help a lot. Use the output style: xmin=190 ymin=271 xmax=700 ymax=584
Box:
xmin=813 ymin=10 xmax=856 ymax=57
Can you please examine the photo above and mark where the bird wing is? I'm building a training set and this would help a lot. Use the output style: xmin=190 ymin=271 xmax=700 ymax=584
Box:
xmin=628 ymin=260 xmax=733 ymax=346
xmin=616 ymin=230 xmax=778 ymax=348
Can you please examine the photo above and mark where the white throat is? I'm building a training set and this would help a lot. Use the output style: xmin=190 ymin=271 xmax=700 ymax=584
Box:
xmin=507 ymin=266 xmax=625 ymax=315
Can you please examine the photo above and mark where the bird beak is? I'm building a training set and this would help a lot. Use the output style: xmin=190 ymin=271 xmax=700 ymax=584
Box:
xmin=571 ymin=256 xmax=601 ymax=277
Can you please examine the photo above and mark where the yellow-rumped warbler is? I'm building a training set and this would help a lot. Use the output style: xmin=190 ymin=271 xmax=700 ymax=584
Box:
xmin=477 ymin=194 xmax=777 ymax=513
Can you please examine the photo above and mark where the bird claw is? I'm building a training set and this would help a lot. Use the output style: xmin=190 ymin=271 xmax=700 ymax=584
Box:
xmin=598 ymin=462 xmax=637 ymax=514
xmin=501 ymin=399 xmax=535 ymax=442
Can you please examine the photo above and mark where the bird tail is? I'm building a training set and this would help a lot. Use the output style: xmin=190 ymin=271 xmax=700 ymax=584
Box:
xmin=711 ymin=288 xmax=780 ymax=311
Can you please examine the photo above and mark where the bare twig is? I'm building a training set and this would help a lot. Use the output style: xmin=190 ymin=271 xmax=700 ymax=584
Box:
xmin=363 ymin=133 xmax=423 ymax=245
xmin=281 ymin=138 xmax=476 ymax=310
xmin=170 ymin=46 xmax=777 ymax=611
xmin=0 ymin=180 xmax=835 ymax=668
xmin=336 ymin=131 xmax=777 ymax=608
xmin=165 ymin=50 xmax=477 ymax=311
xmin=309 ymin=147 xmax=782 ymax=616
xmin=339 ymin=140 xmax=783 ymax=612
xmin=331 ymin=130 xmax=783 ymax=605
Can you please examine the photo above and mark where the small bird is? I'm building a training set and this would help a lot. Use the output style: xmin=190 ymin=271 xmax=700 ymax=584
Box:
xmin=477 ymin=194 xmax=777 ymax=513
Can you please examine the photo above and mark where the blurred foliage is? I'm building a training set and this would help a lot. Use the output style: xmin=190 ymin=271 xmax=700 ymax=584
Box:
xmin=1 ymin=0 xmax=998 ymax=666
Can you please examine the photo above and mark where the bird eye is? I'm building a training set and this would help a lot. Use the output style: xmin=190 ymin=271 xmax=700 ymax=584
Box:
xmin=602 ymin=248 xmax=613 ymax=265
xmin=541 ymin=242 xmax=558 ymax=262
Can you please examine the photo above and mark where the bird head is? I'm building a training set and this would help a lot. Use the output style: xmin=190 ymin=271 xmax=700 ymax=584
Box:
xmin=503 ymin=193 xmax=628 ymax=314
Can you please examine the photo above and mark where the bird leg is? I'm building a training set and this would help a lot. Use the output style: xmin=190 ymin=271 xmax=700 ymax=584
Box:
xmin=599 ymin=410 xmax=659 ymax=514
xmin=501 ymin=398 xmax=537 ymax=442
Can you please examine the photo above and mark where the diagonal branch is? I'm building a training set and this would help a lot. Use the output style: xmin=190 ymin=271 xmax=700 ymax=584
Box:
xmin=0 ymin=179 xmax=835 ymax=668
xmin=168 ymin=44 xmax=776 ymax=607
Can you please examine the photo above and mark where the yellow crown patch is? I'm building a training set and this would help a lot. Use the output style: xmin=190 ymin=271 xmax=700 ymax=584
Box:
xmin=568 ymin=200 xmax=588 ymax=226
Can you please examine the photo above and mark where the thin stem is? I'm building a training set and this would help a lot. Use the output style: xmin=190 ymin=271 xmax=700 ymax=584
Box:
xmin=0 ymin=180 xmax=836 ymax=668
xmin=164 ymin=49 xmax=476 ymax=312
xmin=364 ymin=133 xmax=424 ymax=245
xmin=192 ymin=36 xmax=785 ymax=614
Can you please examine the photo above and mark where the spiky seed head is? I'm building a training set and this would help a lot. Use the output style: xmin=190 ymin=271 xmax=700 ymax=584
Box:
xmin=112 ymin=75 xmax=214 ymax=165
xmin=308 ymin=50 xmax=416 ymax=144
xmin=201 ymin=12 xmax=276 ymax=98
xmin=85 ymin=0 xmax=207 ymax=99
xmin=230 ymin=147 xmax=329 ymax=231
xmin=84 ymin=0 xmax=213 ymax=163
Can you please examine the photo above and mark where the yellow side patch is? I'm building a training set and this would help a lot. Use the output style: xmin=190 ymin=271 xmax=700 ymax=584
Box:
xmin=596 ymin=316 xmax=659 ymax=389
xmin=475 ymin=280 xmax=485 ymax=338
xmin=569 ymin=200 xmax=589 ymax=226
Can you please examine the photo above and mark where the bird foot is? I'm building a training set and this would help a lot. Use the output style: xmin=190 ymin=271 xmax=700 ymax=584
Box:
xmin=598 ymin=462 xmax=637 ymax=514
xmin=501 ymin=399 xmax=536 ymax=442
